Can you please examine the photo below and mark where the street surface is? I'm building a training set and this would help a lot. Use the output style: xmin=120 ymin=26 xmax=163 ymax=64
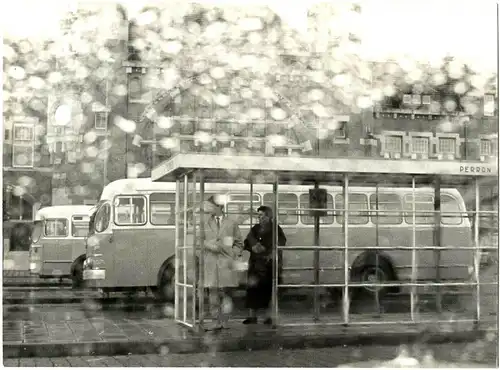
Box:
xmin=3 ymin=343 xmax=498 ymax=367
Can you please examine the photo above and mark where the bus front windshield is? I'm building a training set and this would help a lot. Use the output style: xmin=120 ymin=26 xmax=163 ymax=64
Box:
xmin=88 ymin=201 xmax=106 ymax=236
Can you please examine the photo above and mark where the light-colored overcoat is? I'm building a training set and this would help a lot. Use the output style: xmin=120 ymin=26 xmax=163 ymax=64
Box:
xmin=200 ymin=215 xmax=243 ymax=288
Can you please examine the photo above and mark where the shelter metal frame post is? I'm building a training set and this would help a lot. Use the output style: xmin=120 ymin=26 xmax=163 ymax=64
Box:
xmin=198 ymin=171 xmax=206 ymax=331
xmin=342 ymin=174 xmax=350 ymax=325
xmin=190 ymin=172 xmax=198 ymax=331
xmin=473 ymin=178 xmax=481 ymax=328
xmin=272 ymin=175 xmax=279 ymax=327
xmin=183 ymin=174 xmax=189 ymax=324
xmin=250 ymin=178 xmax=254 ymax=227
xmin=410 ymin=176 xmax=417 ymax=322
xmin=433 ymin=177 xmax=442 ymax=313
xmin=174 ymin=179 xmax=181 ymax=322
xmin=313 ymin=181 xmax=320 ymax=322
xmin=374 ymin=184 xmax=381 ymax=315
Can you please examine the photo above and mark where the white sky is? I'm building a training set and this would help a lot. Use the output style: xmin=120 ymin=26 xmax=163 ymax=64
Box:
xmin=1 ymin=0 xmax=498 ymax=73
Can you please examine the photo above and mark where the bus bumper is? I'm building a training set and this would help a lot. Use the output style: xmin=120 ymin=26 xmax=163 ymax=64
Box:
xmin=83 ymin=269 xmax=106 ymax=281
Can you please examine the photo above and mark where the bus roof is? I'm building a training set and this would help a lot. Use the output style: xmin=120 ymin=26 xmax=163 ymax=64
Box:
xmin=100 ymin=178 xmax=177 ymax=200
xmin=35 ymin=205 xmax=95 ymax=220
xmin=99 ymin=178 xmax=463 ymax=200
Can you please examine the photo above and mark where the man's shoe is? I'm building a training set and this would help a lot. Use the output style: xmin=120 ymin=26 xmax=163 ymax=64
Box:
xmin=243 ymin=317 xmax=258 ymax=325
xmin=204 ymin=323 xmax=223 ymax=332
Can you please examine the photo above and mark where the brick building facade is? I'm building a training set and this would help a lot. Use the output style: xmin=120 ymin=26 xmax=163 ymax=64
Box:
xmin=3 ymin=4 xmax=498 ymax=252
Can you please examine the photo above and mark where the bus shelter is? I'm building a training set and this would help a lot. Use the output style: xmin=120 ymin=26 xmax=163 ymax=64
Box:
xmin=151 ymin=153 xmax=498 ymax=333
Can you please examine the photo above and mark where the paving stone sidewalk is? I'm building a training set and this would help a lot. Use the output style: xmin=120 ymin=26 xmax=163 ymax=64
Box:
xmin=3 ymin=309 xmax=497 ymax=358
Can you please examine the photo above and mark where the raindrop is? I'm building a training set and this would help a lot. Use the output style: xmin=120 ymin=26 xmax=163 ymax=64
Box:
xmin=84 ymin=131 xmax=97 ymax=144
xmin=28 ymin=76 xmax=45 ymax=90
xmin=8 ymin=66 xmax=26 ymax=80
xmin=85 ymin=146 xmax=99 ymax=158
xmin=210 ymin=66 xmax=225 ymax=80
xmin=113 ymin=84 xmax=128 ymax=96
xmin=214 ymin=94 xmax=230 ymax=107
xmin=270 ymin=108 xmax=287 ymax=121
xmin=162 ymin=41 xmax=183 ymax=55
xmin=12 ymin=186 xmax=26 ymax=197
xmin=357 ymin=96 xmax=372 ymax=109
xmin=432 ymin=73 xmax=447 ymax=86
xmin=159 ymin=345 xmax=170 ymax=356
xmin=48 ymin=72 xmax=63 ymax=84
xmin=18 ymin=176 xmax=34 ymax=188
xmin=81 ymin=162 xmax=95 ymax=174
xmin=54 ymin=105 xmax=72 ymax=126
xmin=444 ymin=100 xmax=457 ymax=112
xmin=81 ymin=92 xmax=93 ymax=104
xmin=454 ymin=82 xmax=468 ymax=95
xmin=113 ymin=116 xmax=137 ymax=133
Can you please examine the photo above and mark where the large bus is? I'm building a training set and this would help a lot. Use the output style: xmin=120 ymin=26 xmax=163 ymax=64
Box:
xmin=83 ymin=178 xmax=474 ymax=301
xmin=30 ymin=205 xmax=94 ymax=287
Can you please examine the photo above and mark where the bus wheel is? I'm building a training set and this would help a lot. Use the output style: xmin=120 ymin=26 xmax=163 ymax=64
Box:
xmin=157 ymin=264 xmax=175 ymax=303
xmin=71 ymin=259 xmax=85 ymax=289
xmin=352 ymin=260 xmax=395 ymax=299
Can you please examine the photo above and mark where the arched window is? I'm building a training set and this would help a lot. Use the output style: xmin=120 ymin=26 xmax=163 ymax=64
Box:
xmin=9 ymin=194 xmax=33 ymax=221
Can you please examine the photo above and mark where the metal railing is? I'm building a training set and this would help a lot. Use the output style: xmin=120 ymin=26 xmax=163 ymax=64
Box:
xmin=268 ymin=175 xmax=498 ymax=328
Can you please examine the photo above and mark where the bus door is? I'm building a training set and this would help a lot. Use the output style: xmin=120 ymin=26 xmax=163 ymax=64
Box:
xmin=69 ymin=215 xmax=91 ymax=262
xmin=112 ymin=195 xmax=149 ymax=287
xmin=41 ymin=218 xmax=71 ymax=276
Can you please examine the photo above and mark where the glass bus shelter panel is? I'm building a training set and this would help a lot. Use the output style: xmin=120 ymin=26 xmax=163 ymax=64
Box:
xmin=174 ymin=174 xmax=200 ymax=329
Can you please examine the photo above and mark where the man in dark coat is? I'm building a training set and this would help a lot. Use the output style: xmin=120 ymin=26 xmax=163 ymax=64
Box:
xmin=243 ymin=205 xmax=286 ymax=325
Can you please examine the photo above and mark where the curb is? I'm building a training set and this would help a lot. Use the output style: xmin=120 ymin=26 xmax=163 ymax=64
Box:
xmin=3 ymin=282 xmax=72 ymax=288
xmin=2 ymin=328 xmax=489 ymax=358
xmin=2 ymin=296 xmax=162 ymax=307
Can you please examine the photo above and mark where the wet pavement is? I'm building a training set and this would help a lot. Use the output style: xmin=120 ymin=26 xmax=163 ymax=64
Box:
xmin=3 ymin=344 xmax=498 ymax=367
xmin=3 ymin=266 xmax=497 ymax=358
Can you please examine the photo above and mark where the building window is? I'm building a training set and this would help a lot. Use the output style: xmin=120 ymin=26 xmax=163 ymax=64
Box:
xmin=385 ymin=135 xmax=403 ymax=153
xmin=402 ymin=94 xmax=412 ymax=104
xmin=411 ymin=137 xmax=429 ymax=154
xmin=438 ymin=138 xmax=456 ymax=154
xmin=4 ymin=129 xmax=11 ymax=141
xmin=129 ymin=76 xmax=142 ymax=101
xmin=335 ymin=121 xmax=347 ymax=139
xmin=12 ymin=123 xmax=34 ymax=167
xmin=9 ymin=194 xmax=33 ymax=221
xmin=422 ymin=95 xmax=431 ymax=105
xmin=95 ymin=112 xmax=108 ymax=130
xmin=484 ymin=94 xmax=495 ymax=117
xmin=53 ymin=127 xmax=64 ymax=136
xmin=480 ymin=139 xmax=491 ymax=156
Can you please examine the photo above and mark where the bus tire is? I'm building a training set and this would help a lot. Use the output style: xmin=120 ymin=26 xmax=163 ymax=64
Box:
xmin=157 ymin=262 xmax=175 ymax=303
xmin=71 ymin=256 xmax=85 ymax=289
xmin=351 ymin=255 xmax=396 ymax=299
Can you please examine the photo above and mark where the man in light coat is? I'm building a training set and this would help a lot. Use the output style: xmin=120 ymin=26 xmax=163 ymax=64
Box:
xmin=198 ymin=195 xmax=243 ymax=331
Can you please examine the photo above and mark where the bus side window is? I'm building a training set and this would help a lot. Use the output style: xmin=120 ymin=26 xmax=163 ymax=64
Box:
xmin=299 ymin=193 xmax=334 ymax=225
xmin=227 ymin=193 xmax=261 ymax=225
xmin=150 ymin=193 xmax=176 ymax=225
xmin=72 ymin=216 xmax=90 ymax=237
xmin=335 ymin=193 xmax=369 ymax=224
xmin=370 ymin=193 xmax=403 ymax=225
xmin=115 ymin=196 xmax=147 ymax=226
xmin=403 ymin=194 xmax=434 ymax=224
xmin=263 ymin=193 xmax=298 ymax=225
xmin=440 ymin=194 xmax=462 ymax=225
xmin=45 ymin=219 xmax=68 ymax=237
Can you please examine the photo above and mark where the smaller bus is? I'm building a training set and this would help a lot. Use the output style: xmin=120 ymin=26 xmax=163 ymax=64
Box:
xmin=30 ymin=205 xmax=95 ymax=287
